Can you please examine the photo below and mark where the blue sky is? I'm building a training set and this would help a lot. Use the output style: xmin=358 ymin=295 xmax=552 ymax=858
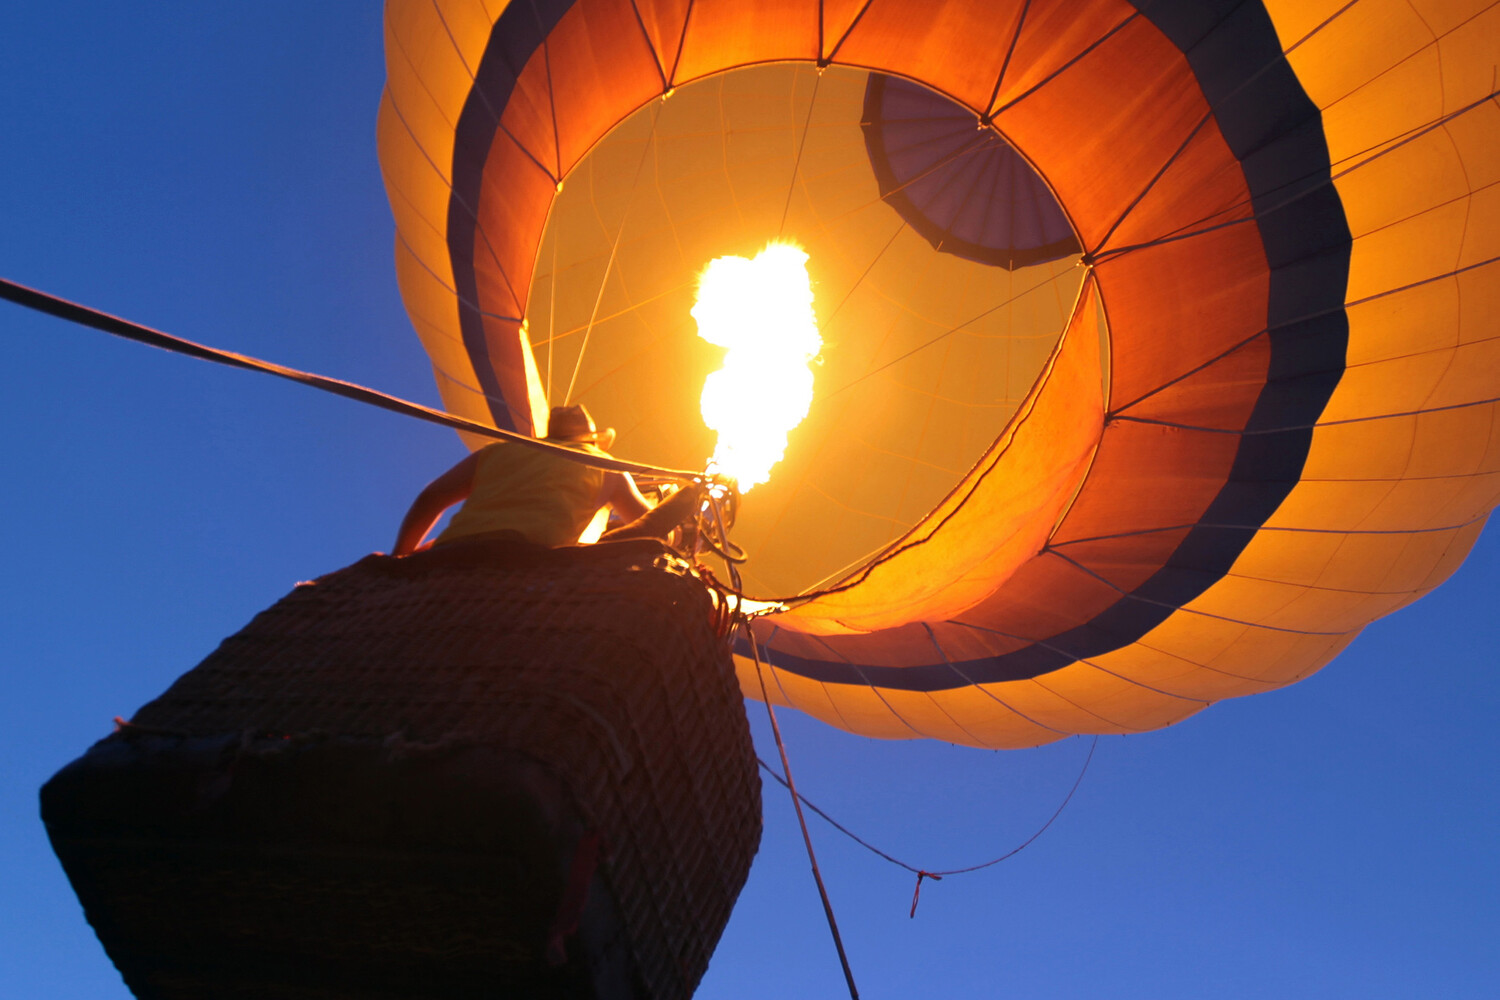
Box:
xmin=3 ymin=4 xmax=1497 ymax=998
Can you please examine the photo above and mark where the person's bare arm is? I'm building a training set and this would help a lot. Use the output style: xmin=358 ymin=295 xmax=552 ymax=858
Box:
xmin=599 ymin=478 xmax=705 ymax=542
xmin=392 ymin=452 xmax=480 ymax=555
xmin=603 ymin=470 xmax=652 ymax=522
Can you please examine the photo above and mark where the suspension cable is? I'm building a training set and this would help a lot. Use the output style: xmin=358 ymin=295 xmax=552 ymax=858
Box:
xmin=0 ymin=276 xmax=703 ymax=483
xmin=702 ymin=488 xmax=857 ymax=999
xmin=778 ymin=66 xmax=824 ymax=237
xmin=743 ymin=622 xmax=861 ymax=1000
xmin=756 ymin=733 xmax=1098 ymax=916
xmin=564 ymin=98 xmax=664 ymax=404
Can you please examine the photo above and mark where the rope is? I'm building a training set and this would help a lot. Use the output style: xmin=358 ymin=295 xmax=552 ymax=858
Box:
xmin=756 ymin=734 xmax=1098 ymax=916
xmin=691 ymin=323 xmax=1072 ymax=608
xmin=822 ymin=260 xmax=1084 ymax=402
xmin=0 ymin=276 xmax=704 ymax=483
xmin=547 ymin=231 xmax=558 ymax=404
xmin=564 ymin=98 xmax=663 ymax=405
xmin=743 ymin=622 xmax=861 ymax=1000
xmin=778 ymin=66 xmax=824 ymax=236
xmin=711 ymin=480 xmax=857 ymax=997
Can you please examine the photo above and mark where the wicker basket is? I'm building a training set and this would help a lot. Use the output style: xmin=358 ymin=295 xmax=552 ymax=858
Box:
xmin=42 ymin=538 xmax=761 ymax=1000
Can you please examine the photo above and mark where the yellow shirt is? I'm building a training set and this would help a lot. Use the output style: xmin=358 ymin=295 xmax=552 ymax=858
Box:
xmin=435 ymin=441 xmax=610 ymax=548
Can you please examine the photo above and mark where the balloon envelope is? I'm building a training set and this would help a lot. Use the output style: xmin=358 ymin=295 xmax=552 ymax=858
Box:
xmin=380 ymin=0 xmax=1500 ymax=748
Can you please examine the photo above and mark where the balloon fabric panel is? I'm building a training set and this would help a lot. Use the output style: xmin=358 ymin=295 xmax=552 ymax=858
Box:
xmin=380 ymin=0 xmax=1500 ymax=747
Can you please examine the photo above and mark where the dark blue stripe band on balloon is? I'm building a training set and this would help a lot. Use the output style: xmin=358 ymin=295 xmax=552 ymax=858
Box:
xmin=447 ymin=0 xmax=579 ymax=433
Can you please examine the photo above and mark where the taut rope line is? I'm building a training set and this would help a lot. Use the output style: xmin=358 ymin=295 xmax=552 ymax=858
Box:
xmin=0 ymin=276 xmax=703 ymax=483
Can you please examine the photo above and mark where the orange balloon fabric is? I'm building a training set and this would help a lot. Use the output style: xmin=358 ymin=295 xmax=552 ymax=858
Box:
xmin=380 ymin=0 xmax=1500 ymax=747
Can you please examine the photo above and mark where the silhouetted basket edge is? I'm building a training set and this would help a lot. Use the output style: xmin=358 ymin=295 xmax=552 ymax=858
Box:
xmin=42 ymin=538 xmax=761 ymax=1000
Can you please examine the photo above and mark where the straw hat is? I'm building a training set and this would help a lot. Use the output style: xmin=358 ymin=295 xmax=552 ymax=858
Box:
xmin=546 ymin=404 xmax=616 ymax=450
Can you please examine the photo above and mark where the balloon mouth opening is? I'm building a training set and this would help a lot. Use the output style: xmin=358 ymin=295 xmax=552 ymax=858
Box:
xmin=524 ymin=62 xmax=1087 ymax=597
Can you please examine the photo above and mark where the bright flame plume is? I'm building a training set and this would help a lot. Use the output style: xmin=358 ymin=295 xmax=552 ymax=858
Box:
xmin=693 ymin=242 xmax=821 ymax=491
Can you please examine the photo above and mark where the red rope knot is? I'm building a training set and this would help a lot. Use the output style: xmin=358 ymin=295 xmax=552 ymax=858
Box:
xmin=909 ymin=870 xmax=943 ymax=918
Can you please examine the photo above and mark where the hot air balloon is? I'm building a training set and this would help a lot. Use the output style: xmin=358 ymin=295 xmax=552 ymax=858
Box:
xmin=24 ymin=1 xmax=1499 ymax=998
xmin=379 ymin=0 xmax=1500 ymax=748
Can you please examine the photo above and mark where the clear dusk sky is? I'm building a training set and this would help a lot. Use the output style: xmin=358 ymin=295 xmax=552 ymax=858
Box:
xmin=3 ymin=4 xmax=1497 ymax=998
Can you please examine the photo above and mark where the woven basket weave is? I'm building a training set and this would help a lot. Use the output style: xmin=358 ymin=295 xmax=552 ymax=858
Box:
xmin=43 ymin=539 xmax=761 ymax=1000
